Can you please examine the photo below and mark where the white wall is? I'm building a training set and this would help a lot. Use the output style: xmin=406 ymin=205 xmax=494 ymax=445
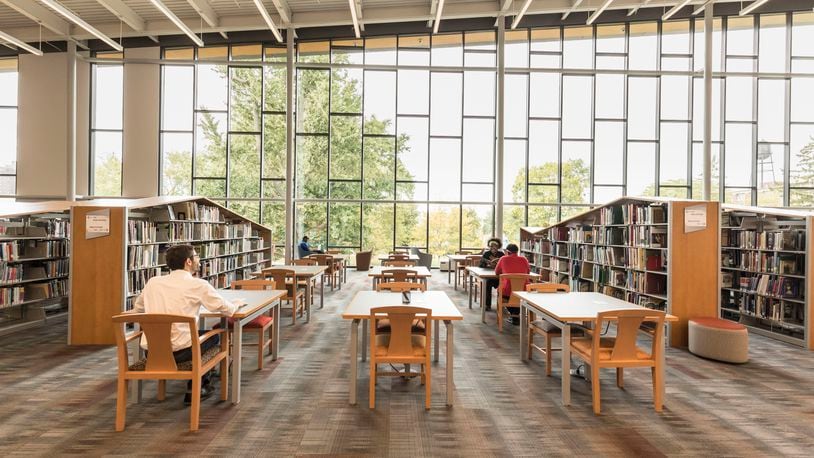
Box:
xmin=122 ymin=47 xmax=160 ymax=198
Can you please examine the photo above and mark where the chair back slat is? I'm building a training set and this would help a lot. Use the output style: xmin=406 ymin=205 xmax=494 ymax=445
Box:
xmin=499 ymin=274 xmax=531 ymax=306
xmin=383 ymin=260 xmax=416 ymax=267
xmin=526 ymin=283 xmax=570 ymax=293
xmin=262 ymin=268 xmax=297 ymax=295
xmin=596 ymin=309 xmax=665 ymax=362
xmin=465 ymin=255 xmax=482 ymax=267
xmin=232 ymin=279 xmax=275 ymax=290
xmin=371 ymin=306 xmax=431 ymax=357
xmin=381 ymin=268 xmax=418 ymax=283
xmin=112 ymin=314 xmax=199 ymax=372
xmin=292 ymin=258 xmax=318 ymax=266
xmin=376 ymin=281 xmax=426 ymax=292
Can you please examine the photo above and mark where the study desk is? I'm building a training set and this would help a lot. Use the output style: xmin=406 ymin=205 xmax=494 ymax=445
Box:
xmin=367 ymin=265 xmax=432 ymax=289
xmin=514 ymin=291 xmax=678 ymax=407
xmin=251 ymin=265 xmax=328 ymax=321
xmin=377 ymin=254 xmax=419 ymax=264
xmin=308 ymin=253 xmax=349 ymax=287
xmin=446 ymin=254 xmax=471 ymax=289
xmin=466 ymin=267 xmax=541 ymax=321
xmin=202 ymin=289 xmax=286 ymax=404
xmin=341 ymin=291 xmax=463 ymax=406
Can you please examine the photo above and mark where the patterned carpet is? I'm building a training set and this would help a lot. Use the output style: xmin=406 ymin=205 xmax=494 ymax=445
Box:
xmin=1 ymin=270 xmax=814 ymax=456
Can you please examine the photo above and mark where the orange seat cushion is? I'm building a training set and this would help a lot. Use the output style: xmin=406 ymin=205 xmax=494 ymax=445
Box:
xmin=690 ymin=317 xmax=746 ymax=331
xmin=374 ymin=334 xmax=426 ymax=357
xmin=571 ymin=337 xmax=652 ymax=361
xmin=213 ymin=315 xmax=273 ymax=329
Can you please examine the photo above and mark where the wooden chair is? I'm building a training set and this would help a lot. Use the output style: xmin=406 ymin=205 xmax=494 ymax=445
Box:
xmin=387 ymin=253 xmax=409 ymax=261
xmin=326 ymin=250 xmax=342 ymax=255
xmin=212 ymin=279 xmax=276 ymax=370
xmin=570 ymin=309 xmax=666 ymax=415
xmin=112 ymin=313 xmax=229 ymax=432
xmin=455 ymin=251 xmax=472 ymax=288
xmin=311 ymin=254 xmax=340 ymax=290
xmin=462 ymin=254 xmax=482 ymax=295
xmin=292 ymin=258 xmax=318 ymax=303
xmin=376 ymin=281 xmax=427 ymax=292
xmin=496 ymin=273 xmax=532 ymax=332
xmin=526 ymin=283 xmax=570 ymax=376
xmin=382 ymin=259 xmax=416 ymax=267
xmin=369 ymin=306 xmax=432 ymax=410
xmin=381 ymin=268 xmax=419 ymax=283
xmin=262 ymin=268 xmax=305 ymax=324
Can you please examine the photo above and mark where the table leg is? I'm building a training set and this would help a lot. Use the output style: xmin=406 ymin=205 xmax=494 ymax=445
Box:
xmin=561 ymin=324 xmax=571 ymax=406
xmin=320 ymin=273 xmax=325 ymax=309
xmin=659 ymin=340 xmax=666 ymax=404
xmin=447 ymin=259 xmax=451 ymax=284
xmin=272 ymin=301 xmax=280 ymax=361
xmin=433 ymin=320 xmax=440 ymax=363
xmin=305 ymin=277 xmax=312 ymax=323
xmin=468 ymin=273 xmax=473 ymax=309
xmin=350 ymin=319 xmax=359 ymax=405
xmin=361 ymin=319 xmax=368 ymax=362
xmin=481 ymin=278 xmax=488 ymax=324
xmin=232 ymin=320 xmax=243 ymax=404
xmin=520 ymin=301 xmax=528 ymax=360
xmin=453 ymin=260 xmax=458 ymax=290
xmin=444 ymin=320 xmax=454 ymax=406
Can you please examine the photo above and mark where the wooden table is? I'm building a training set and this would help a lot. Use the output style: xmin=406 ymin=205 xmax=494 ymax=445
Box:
xmin=367 ymin=265 xmax=432 ymax=289
xmin=446 ymin=254 xmax=471 ymax=289
xmin=342 ymin=291 xmax=463 ymax=406
xmin=377 ymin=254 xmax=419 ymax=264
xmin=466 ymin=267 xmax=541 ymax=322
xmin=514 ymin=291 xmax=678 ymax=407
xmin=202 ymin=289 xmax=286 ymax=405
xmin=251 ymin=265 xmax=328 ymax=321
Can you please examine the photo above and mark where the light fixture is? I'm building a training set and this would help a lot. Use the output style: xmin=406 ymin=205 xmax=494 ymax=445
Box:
xmin=740 ymin=0 xmax=770 ymax=16
xmin=661 ymin=0 xmax=692 ymax=21
xmin=586 ymin=0 xmax=614 ymax=25
xmin=148 ymin=0 xmax=204 ymax=47
xmin=0 ymin=30 xmax=43 ymax=56
xmin=348 ymin=0 xmax=360 ymax=38
xmin=433 ymin=0 xmax=445 ymax=34
xmin=39 ymin=0 xmax=123 ymax=51
xmin=252 ymin=0 xmax=284 ymax=42
xmin=510 ymin=0 xmax=533 ymax=29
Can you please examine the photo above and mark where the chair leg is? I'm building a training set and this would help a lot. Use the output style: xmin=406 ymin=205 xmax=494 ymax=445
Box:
xmin=369 ymin=362 xmax=376 ymax=409
xmin=545 ymin=334 xmax=553 ymax=377
xmin=591 ymin=364 xmax=601 ymax=415
xmin=257 ymin=329 xmax=265 ymax=370
xmin=425 ymin=361 xmax=431 ymax=411
xmin=652 ymin=366 xmax=663 ymax=412
xmin=267 ymin=325 xmax=274 ymax=356
xmin=190 ymin=377 xmax=201 ymax=431
xmin=616 ymin=368 xmax=624 ymax=389
xmin=220 ymin=357 xmax=229 ymax=401
xmin=115 ymin=378 xmax=127 ymax=432
xmin=157 ymin=379 xmax=166 ymax=401
xmin=497 ymin=303 xmax=503 ymax=332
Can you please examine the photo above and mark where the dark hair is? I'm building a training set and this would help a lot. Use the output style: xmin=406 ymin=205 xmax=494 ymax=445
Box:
xmin=166 ymin=244 xmax=195 ymax=270
xmin=506 ymin=243 xmax=519 ymax=253
xmin=302 ymin=235 xmax=309 ymax=241
xmin=487 ymin=237 xmax=502 ymax=248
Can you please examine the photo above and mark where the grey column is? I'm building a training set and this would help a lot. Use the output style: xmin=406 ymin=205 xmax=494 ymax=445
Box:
xmin=67 ymin=42 xmax=77 ymax=201
xmin=496 ymin=17 xmax=505 ymax=239
xmin=285 ymin=28 xmax=295 ymax=263
xmin=702 ymin=3 xmax=713 ymax=200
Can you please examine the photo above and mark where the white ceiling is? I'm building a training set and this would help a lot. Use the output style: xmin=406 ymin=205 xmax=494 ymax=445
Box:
xmin=0 ymin=1 xmax=778 ymax=46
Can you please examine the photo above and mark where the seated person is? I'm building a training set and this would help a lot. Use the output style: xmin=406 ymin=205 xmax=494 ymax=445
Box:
xmin=479 ymin=237 xmax=505 ymax=310
xmin=494 ymin=243 xmax=531 ymax=325
xmin=298 ymin=235 xmax=324 ymax=258
xmin=133 ymin=244 xmax=242 ymax=405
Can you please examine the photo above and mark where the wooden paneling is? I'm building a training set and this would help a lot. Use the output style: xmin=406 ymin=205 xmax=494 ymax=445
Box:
xmin=69 ymin=206 xmax=125 ymax=345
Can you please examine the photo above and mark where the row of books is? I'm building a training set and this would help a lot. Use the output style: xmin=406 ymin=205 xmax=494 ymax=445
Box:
xmin=520 ymin=239 xmax=544 ymax=253
xmin=0 ymin=220 xmax=70 ymax=238
xmin=592 ymin=226 xmax=667 ymax=248
xmin=722 ymin=273 xmax=803 ymax=299
xmin=0 ymin=279 xmax=69 ymax=307
xmin=128 ymin=267 xmax=162 ymax=295
xmin=154 ymin=222 xmax=254 ymax=243
xmin=592 ymin=266 xmax=666 ymax=295
xmin=195 ymin=239 xmax=264 ymax=258
xmin=203 ymin=269 xmax=253 ymax=289
xmin=0 ymin=240 xmax=70 ymax=261
xmin=159 ymin=202 xmax=224 ymax=222
xmin=722 ymin=251 xmax=802 ymax=275
xmin=568 ymin=227 xmax=593 ymax=243
xmin=725 ymin=294 xmax=805 ymax=325
xmin=127 ymin=245 xmax=164 ymax=270
xmin=723 ymin=229 xmax=806 ymax=251
xmin=600 ymin=204 xmax=666 ymax=226
xmin=199 ymin=257 xmax=239 ymax=277
xmin=0 ymin=260 xmax=69 ymax=284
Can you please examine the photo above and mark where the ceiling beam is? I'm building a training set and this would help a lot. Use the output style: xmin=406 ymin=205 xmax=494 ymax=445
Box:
xmin=149 ymin=0 xmax=204 ymax=46
xmin=662 ymin=0 xmax=692 ymax=21
xmin=561 ymin=0 xmax=584 ymax=20
xmin=0 ymin=29 xmax=43 ymax=55
xmin=627 ymin=0 xmax=654 ymax=16
xmin=740 ymin=0 xmax=770 ymax=16
xmin=354 ymin=0 xmax=365 ymax=31
xmin=96 ymin=0 xmax=145 ymax=31
xmin=270 ymin=0 xmax=292 ymax=24
xmin=427 ymin=0 xmax=439 ymax=28
xmin=186 ymin=0 xmax=218 ymax=28
xmin=252 ymin=0 xmax=283 ymax=42
xmin=587 ymin=0 xmax=614 ymax=24
xmin=693 ymin=0 xmax=715 ymax=15
xmin=510 ymin=0 xmax=533 ymax=29
xmin=433 ymin=0 xmax=445 ymax=34
xmin=494 ymin=0 xmax=514 ymax=26
xmin=0 ymin=0 xmax=71 ymax=37
xmin=39 ymin=0 xmax=123 ymax=51
xmin=348 ymin=0 xmax=360 ymax=37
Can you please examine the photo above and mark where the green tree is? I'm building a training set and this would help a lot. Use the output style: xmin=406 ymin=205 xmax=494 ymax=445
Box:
xmin=94 ymin=152 xmax=122 ymax=196
xmin=789 ymin=137 xmax=814 ymax=207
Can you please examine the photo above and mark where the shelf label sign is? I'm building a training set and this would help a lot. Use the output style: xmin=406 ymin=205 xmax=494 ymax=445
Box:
xmin=86 ymin=208 xmax=110 ymax=239
xmin=684 ymin=204 xmax=707 ymax=233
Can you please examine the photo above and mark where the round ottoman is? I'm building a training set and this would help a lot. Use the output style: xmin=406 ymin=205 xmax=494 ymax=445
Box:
xmin=688 ymin=318 xmax=749 ymax=363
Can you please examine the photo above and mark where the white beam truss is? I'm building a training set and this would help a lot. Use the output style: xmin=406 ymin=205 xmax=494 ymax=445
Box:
xmin=96 ymin=0 xmax=145 ymax=31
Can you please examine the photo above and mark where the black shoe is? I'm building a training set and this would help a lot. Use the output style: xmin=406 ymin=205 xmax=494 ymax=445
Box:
xmin=183 ymin=383 xmax=215 ymax=405
xmin=511 ymin=317 xmax=520 ymax=325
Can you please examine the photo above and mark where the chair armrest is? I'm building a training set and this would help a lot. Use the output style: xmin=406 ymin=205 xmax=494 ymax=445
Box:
xmin=199 ymin=328 xmax=225 ymax=346
xmin=124 ymin=330 xmax=143 ymax=343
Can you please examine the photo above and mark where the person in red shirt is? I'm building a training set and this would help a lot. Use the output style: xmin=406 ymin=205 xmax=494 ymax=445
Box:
xmin=493 ymin=243 xmax=531 ymax=325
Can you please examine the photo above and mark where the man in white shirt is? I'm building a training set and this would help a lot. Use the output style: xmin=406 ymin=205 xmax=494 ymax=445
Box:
xmin=133 ymin=244 xmax=241 ymax=404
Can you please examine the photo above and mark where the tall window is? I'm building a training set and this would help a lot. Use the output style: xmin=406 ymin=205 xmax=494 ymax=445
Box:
xmin=0 ymin=57 xmax=18 ymax=195
xmin=91 ymin=52 xmax=124 ymax=196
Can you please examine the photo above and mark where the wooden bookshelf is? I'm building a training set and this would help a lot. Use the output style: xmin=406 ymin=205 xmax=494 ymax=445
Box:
xmin=70 ymin=196 xmax=273 ymax=345
xmin=529 ymin=197 xmax=719 ymax=347
xmin=720 ymin=205 xmax=813 ymax=349
xmin=519 ymin=227 xmax=545 ymax=274
xmin=0 ymin=201 xmax=72 ymax=337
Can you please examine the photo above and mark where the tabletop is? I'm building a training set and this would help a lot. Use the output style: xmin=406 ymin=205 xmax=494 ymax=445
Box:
xmin=377 ymin=254 xmax=419 ymax=261
xmin=513 ymin=291 xmax=678 ymax=323
xmin=447 ymin=254 xmax=476 ymax=261
xmin=368 ymin=266 xmax=432 ymax=277
xmin=201 ymin=289 xmax=286 ymax=319
xmin=466 ymin=267 xmax=542 ymax=279
xmin=342 ymin=291 xmax=464 ymax=320
xmin=259 ymin=265 xmax=328 ymax=276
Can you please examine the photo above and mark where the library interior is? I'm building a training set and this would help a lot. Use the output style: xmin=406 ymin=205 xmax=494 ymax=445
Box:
xmin=2 ymin=0 xmax=814 ymax=455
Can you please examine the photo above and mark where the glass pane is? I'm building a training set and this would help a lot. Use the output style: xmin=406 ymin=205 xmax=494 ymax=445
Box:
xmin=332 ymin=67 xmax=363 ymax=114
xmin=562 ymin=76 xmax=592 ymax=139
xmin=398 ymin=69 xmax=429 ymax=115
xmin=429 ymin=138 xmax=461 ymax=201
xmin=161 ymin=66 xmax=193 ymax=131
xmin=430 ymin=72 xmax=462 ymax=136
xmin=398 ymin=48 xmax=429 ymax=66
xmin=792 ymin=12 xmax=814 ymax=57
xmin=364 ymin=71 xmax=396 ymax=135
xmin=790 ymin=189 xmax=814 ymax=207
xmin=464 ymin=71 xmax=495 ymax=116
xmin=194 ymin=178 xmax=226 ymax=197
xmin=528 ymin=185 xmax=557 ymax=203
xmin=397 ymin=182 xmax=427 ymax=201
xmin=691 ymin=143 xmax=721 ymax=200
xmin=227 ymin=201 xmax=259 ymax=223
xmin=790 ymin=125 xmax=814 ymax=187
xmin=462 ymin=118 xmax=494 ymax=183
xmin=363 ymin=136 xmax=395 ymax=200
xmin=396 ymin=203 xmax=427 ymax=247
xmin=724 ymin=187 xmax=751 ymax=205
xmin=197 ymin=64 xmax=227 ymax=111
xmin=462 ymin=183 xmax=493 ymax=201
xmin=563 ymin=27 xmax=593 ymax=69
xmin=628 ymin=77 xmax=657 ymax=140
xmin=161 ymin=132 xmax=192 ymax=196
xmin=465 ymin=31 xmax=495 ymax=50
xmin=261 ymin=202 xmax=285 ymax=247
xmin=660 ymin=123 xmax=690 ymax=186
xmin=0 ymin=58 xmax=18 ymax=106
xmin=298 ymin=41 xmax=329 ymax=63
xmin=725 ymin=123 xmax=754 ymax=187
xmin=531 ymin=54 xmax=561 ymax=69
xmin=561 ymin=141 xmax=591 ymax=204
xmin=757 ymin=79 xmax=786 ymax=143
xmin=329 ymin=181 xmax=361 ymax=199
xmin=229 ymin=134 xmax=260 ymax=198
xmin=756 ymin=143 xmax=785 ymax=206
xmin=725 ymin=77 xmax=754 ymax=122
xmin=229 ymin=67 xmax=262 ymax=132
xmin=432 ymin=33 xmax=463 ymax=66
xmin=528 ymin=205 xmax=558 ymax=228
xmin=505 ymin=30 xmax=529 ymax=68
xmin=629 ymin=22 xmax=658 ymax=70
xmin=232 ymin=44 xmax=262 ymax=61
xmin=92 ymin=64 xmax=122 ymax=130
xmin=503 ymin=205 xmax=525 ymax=243
xmin=164 ymin=48 xmax=193 ymax=60
xmin=400 ymin=35 xmax=430 ymax=49
xmin=759 ymin=14 xmax=787 ymax=73
xmin=263 ymin=65 xmax=286 ymax=112
xmin=505 ymin=74 xmax=528 ymax=138
xmin=531 ymin=28 xmax=560 ymax=52
xmin=660 ymin=187 xmax=689 ymax=198
xmin=92 ymin=131 xmax=122 ymax=196
xmin=661 ymin=76 xmax=690 ymax=121
xmin=791 ymin=78 xmax=814 ymax=122
xmin=263 ymin=179 xmax=285 ymax=199
xmin=662 ymin=20 xmax=690 ymax=55
xmin=627 ymin=142 xmax=656 ymax=197
xmin=0 ymin=108 xmax=16 ymax=175
xmin=503 ymin=139 xmax=526 ymax=203
xmin=330 ymin=115 xmax=362 ymax=180
xmin=528 ymin=120 xmax=559 ymax=184
xmin=428 ymin=204 xmax=460 ymax=262
xmin=194 ymin=112 xmax=226 ymax=177
xmin=296 ymin=202 xmax=327 ymax=250
xmin=595 ymin=74 xmax=624 ymax=119
xmin=462 ymin=205 xmax=493 ymax=250
xmin=263 ymin=114 xmax=286 ymax=179
xmin=593 ymin=185 xmax=624 ymax=204
xmin=297 ymin=69 xmax=329 ymax=134
xmin=329 ymin=203 xmax=361 ymax=247
xmin=596 ymin=24 xmax=625 ymax=53
xmin=465 ymin=51 xmax=496 ymax=67
xmin=296 ymin=135 xmax=328 ymax=198
xmin=365 ymin=36 xmax=397 ymax=65
xmin=363 ymin=203 xmax=396 ymax=257
xmin=529 ymin=73 xmax=559 ymax=118
xmin=397 ymin=117 xmax=429 ymax=182
xmin=727 ymin=16 xmax=755 ymax=56
xmin=594 ymin=121 xmax=624 ymax=185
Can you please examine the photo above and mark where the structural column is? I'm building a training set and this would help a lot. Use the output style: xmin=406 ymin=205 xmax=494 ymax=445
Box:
xmin=702 ymin=2 xmax=713 ymax=200
xmin=495 ymin=17 xmax=505 ymax=239
xmin=285 ymin=28 xmax=295 ymax=263
xmin=67 ymin=42 xmax=77 ymax=201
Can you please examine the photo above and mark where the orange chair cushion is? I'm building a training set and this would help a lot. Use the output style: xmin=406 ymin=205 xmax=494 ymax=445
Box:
xmin=571 ymin=337 xmax=651 ymax=361
xmin=213 ymin=315 xmax=273 ymax=329
xmin=374 ymin=334 xmax=427 ymax=357
xmin=689 ymin=317 xmax=746 ymax=331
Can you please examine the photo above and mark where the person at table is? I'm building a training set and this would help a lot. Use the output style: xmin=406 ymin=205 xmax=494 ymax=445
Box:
xmin=133 ymin=244 xmax=241 ymax=405
xmin=494 ymin=243 xmax=531 ymax=325
xmin=479 ymin=237 xmax=504 ymax=311
xmin=298 ymin=235 xmax=324 ymax=258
